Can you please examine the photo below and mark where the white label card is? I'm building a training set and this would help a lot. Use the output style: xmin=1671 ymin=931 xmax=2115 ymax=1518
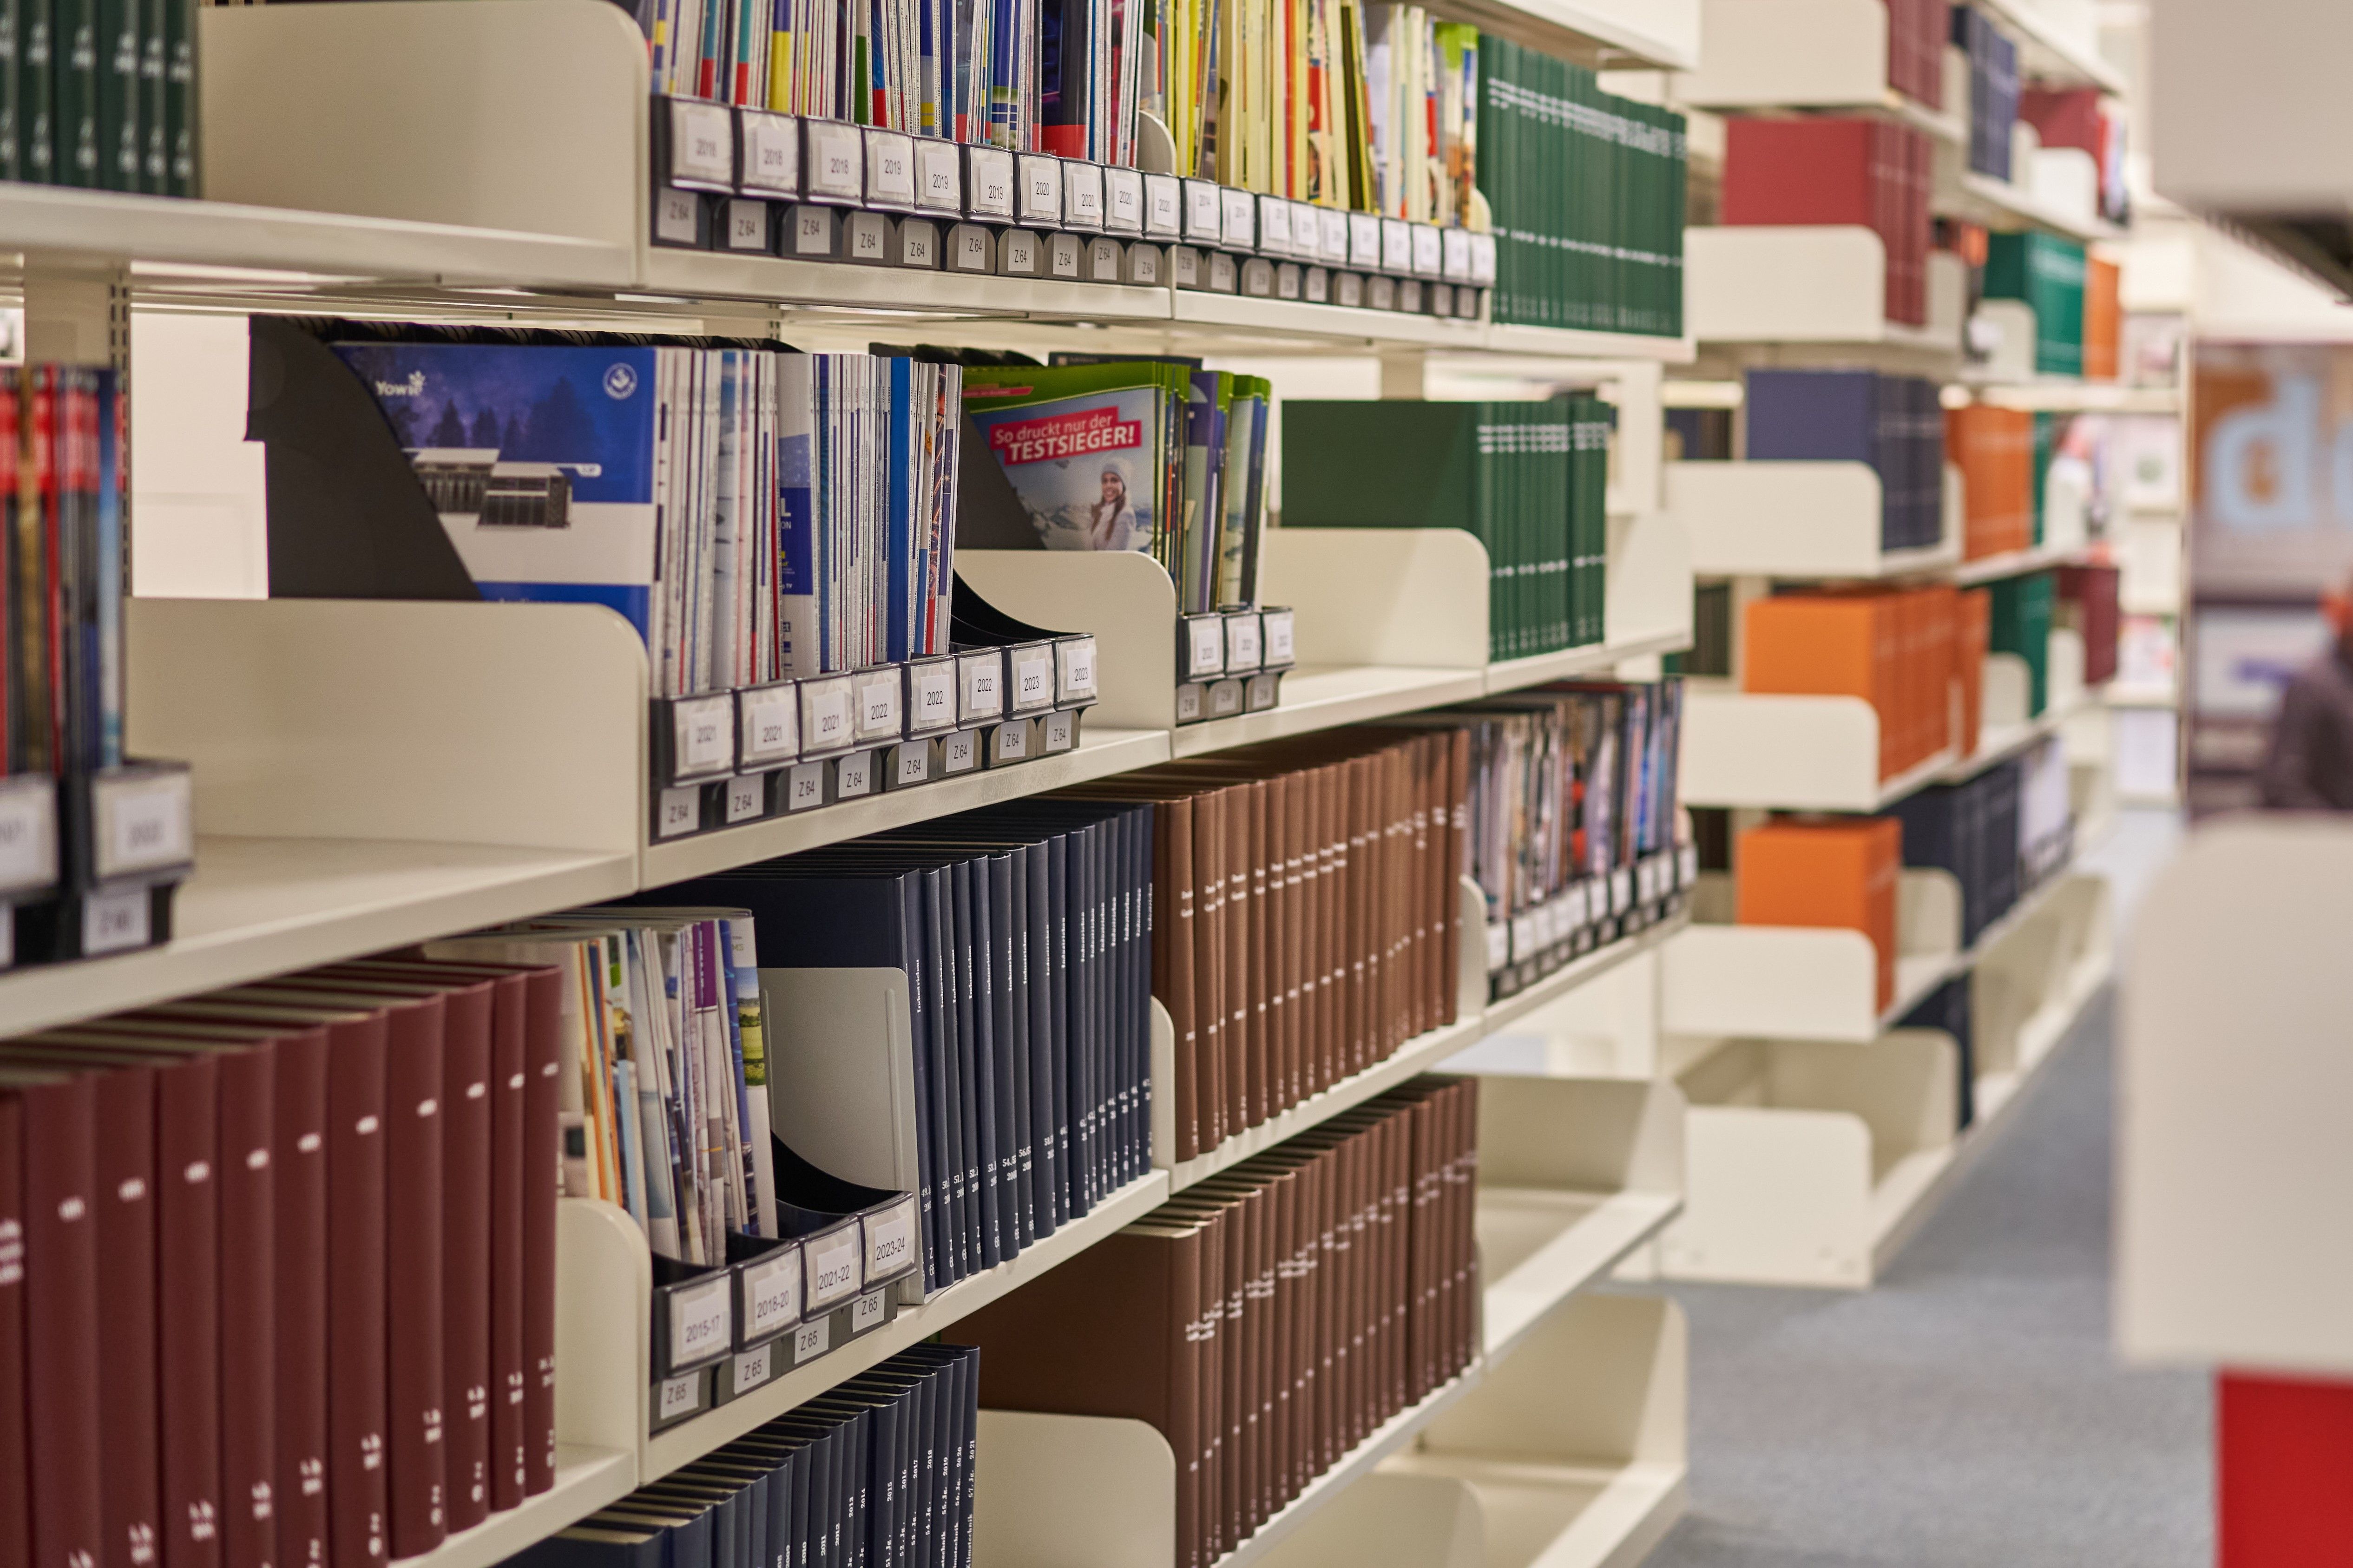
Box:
xmin=1144 ymin=172 xmax=1182 ymax=237
xmin=793 ymin=1316 xmax=830 ymax=1365
xmin=741 ymin=1250 xmax=802 ymax=1340
xmin=1411 ymin=223 xmax=1443 ymax=276
xmin=952 ymin=224 xmax=991 ymax=270
xmin=1349 ymin=212 xmax=1382 ymax=269
xmin=1064 ymin=160 xmax=1105 ymax=226
xmin=667 ymin=1277 xmax=733 ymax=1370
xmin=943 ymin=730 xmax=979 ymax=773
xmin=995 ymin=720 xmax=1028 ymax=760
xmin=670 ymin=99 xmax=735 ymax=186
xmin=966 ymin=146 xmax=1016 ymax=218
xmin=1048 ymin=232 xmax=1083 ymax=277
xmin=786 ymin=763 xmax=825 ymax=811
xmin=98 ymin=771 xmax=190 ymax=879
xmin=1019 ymin=153 xmax=1062 ymax=223
xmin=1680 ymin=844 xmax=1700 ymax=887
xmin=1225 ymin=614 xmax=1261 ymax=670
xmin=1000 ymin=229 xmax=1038 ymax=274
xmin=83 ymin=886 xmax=147 ymax=956
xmin=1058 ymin=638 xmax=1097 ymax=700
xmin=1469 ymin=232 xmax=1498 ymax=285
xmin=899 ymin=219 xmax=938 ymax=266
xmin=864 ymin=1197 xmax=918 ymax=1281
xmin=657 ymin=1372 xmax=703 ymax=1420
xmin=1262 ymin=610 xmax=1295 ymax=665
xmin=914 ymin=138 xmax=961 ymax=211
xmin=1221 ymin=187 xmax=1256 ymax=249
xmin=964 ymin=655 xmax=1003 ymax=716
xmin=1208 ymin=251 xmax=1237 ymax=290
xmin=1189 ymin=618 xmax=1225 ymax=677
xmin=791 ymin=205 xmax=834 ymax=255
xmin=1210 ymin=680 xmax=1243 ymax=716
xmin=807 ymin=119 xmax=862 ymax=201
xmin=740 ymin=112 xmax=801 ymax=196
xmin=1441 ymin=226 xmax=1472 ymax=281
xmin=1257 ymin=195 xmax=1290 ymax=256
xmin=1042 ymin=709 xmax=1074 ymax=751
xmin=676 ymin=695 xmax=735 ymax=776
xmin=835 ymin=751 xmax=875 ymax=798
xmin=857 ymin=675 xmax=900 ymax=736
xmin=1611 ymin=868 xmax=1634 ymax=913
xmin=741 ymin=686 xmax=799 ymax=765
xmin=0 ymin=778 xmax=55 ymax=894
xmin=1176 ymin=684 xmax=1203 ymax=722
xmin=726 ymin=199 xmax=768 ymax=250
xmin=1321 ymin=208 xmax=1349 ymax=262
xmin=1485 ymin=923 xmax=1509 ymax=973
xmin=910 ymin=663 xmax=956 ymax=729
xmin=724 ymin=775 xmax=763 ymax=825
xmin=1511 ymin=912 xmax=1538 ymax=963
xmin=1184 ymin=179 xmax=1222 ymax=240
xmin=731 ymin=1344 xmax=774 ymax=1396
xmin=1014 ymin=654 xmax=1052 ymax=708
xmin=804 ymin=1227 xmax=861 ymax=1309
xmin=851 ymin=1290 xmax=888 ymax=1334
xmin=864 ymin=129 xmax=915 ymax=205
xmin=655 ymin=188 xmax=701 ymax=246
xmin=807 ymin=685 xmax=851 ymax=748
xmin=1381 ymin=217 xmax=1412 ymax=273
xmin=1105 ymin=166 xmax=1143 ymax=232
xmin=656 ymin=786 xmax=701 ymax=840
xmin=1292 ymin=203 xmax=1321 ymax=252
xmin=848 ymin=210 xmax=889 ymax=259
xmin=894 ymin=743 xmax=929 ymax=785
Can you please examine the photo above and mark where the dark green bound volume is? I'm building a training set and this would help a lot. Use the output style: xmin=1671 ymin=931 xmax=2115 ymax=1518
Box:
xmin=20 ymin=0 xmax=52 ymax=184
xmin=55 ymin=0 xmax=97 ymax=185
xmin=162 ymin=0 xmax=185 ymax=192
xmin=96 ymin=0 xmax=132 ymax=188
xmin=137 ymin=0 xmax=158 ymax=188
xmin=0 ymin=0 xmax=20 ymax=180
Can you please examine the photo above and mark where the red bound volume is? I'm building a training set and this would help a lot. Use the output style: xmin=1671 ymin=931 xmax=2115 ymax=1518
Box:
xmin=155 ymin=1055 xmax=225 ymax=1568
xmin=85 ymin=1062 xmax=162 ymax=1568
xmin=0 ymin=1095 xmax=28 ymax=1568
xmin=519 ymin=967 xmax=563 ymax=1496
xmin=268 ymin=1031 xmax=331 ymax=1568
xmin=214 ymin=1046 xmax=278 ymax=1568
xmin=10 ymin=1070 xmax=105 ymax=1568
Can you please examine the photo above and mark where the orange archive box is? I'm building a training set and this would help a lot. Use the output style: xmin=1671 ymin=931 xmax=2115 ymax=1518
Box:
xmin=1957 ymin=587 xmax=1992 ymax=757
xmin=1946 ymin=406 xmax=2034 ymax=559
xmin=1736 ymin=816 xmax=1904 ymax=1011
xmin=2083 ymin=256 xmax=2121 ymax=381
xmin=1744 ymin=589 xmax=1957 ymax=780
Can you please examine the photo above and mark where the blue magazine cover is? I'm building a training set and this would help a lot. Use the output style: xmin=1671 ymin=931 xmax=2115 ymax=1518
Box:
xmin=333 ymin=341 xmax=663 ymax=637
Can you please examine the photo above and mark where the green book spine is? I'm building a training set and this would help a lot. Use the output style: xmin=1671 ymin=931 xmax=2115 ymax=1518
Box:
xmin=20 ymin=0 xmax=50 ymax=184
xmin=1556 ymin=398 xmax=1575 ymax=650
xmin=162 ymin=0 xmax=185 ymax=192
xmin=95 ymin=0 xmax=130 ymax=189
xmin=0 ymin=0 xmax=19 ymax=181
xmin=55 ymin=0 xmax=94 ymax=186
xmin=136 ymin=0 xmax=156 ymax=189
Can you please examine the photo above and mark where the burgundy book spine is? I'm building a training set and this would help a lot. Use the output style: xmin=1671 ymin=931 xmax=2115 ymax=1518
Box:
xmin=0 ymin=1096 xmax=28 ymax=1568
xmin=519 ymin=969 xmax=564 ymax=1498
xmin=271 ymin=1030 xmax=331 ymax=1568
xmin=23 ymin=1075 xmax=104 ymax=1568
xmin=157 ymin=1057 xmax=223 ymax=1568
xmin=486 ymin=977 xmax=527 ymax=1513
xmin=216 ymin=1047 xmax=277 ymax=1568
xmin=90 ymin=1066 xmax=161 ymax=1568
xmin=381 ymin=998 xmax=447 ymax=1560
xmin=437 ymin=985 xmax=493 ymax=1534
xmin=325 ymin=1016 xmax=390 ymax=1568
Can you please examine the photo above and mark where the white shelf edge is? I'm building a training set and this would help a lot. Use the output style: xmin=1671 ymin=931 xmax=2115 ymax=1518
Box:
xmin=1944 ymin=171 xmax=2123 ymax=246
xmin=394 ymin=1447 xmax=640 ymax=1568
xmin=1972 ymin=383 xmax=2185 ymax=414
xmin=642 ymin=1167 xmax=1173 ymax=1479
xmin=1972 ymin=0 xmax=2128 ymax=92
xmin=1170 ymin=666 xmax=1490 ymax=758
xmin=1214 ymin=1367 xmax=1487 ymax=1568
xmin=1482 ymin=911 xmax=1691 ymax=1036
xmin=2105 ymin=681 xmax=2179 ymax=708
xmin=1483 ymin=630 xmax=1693 ymax=695
xmin=1479 ymin=1188 xmax=1684 ymax=1367
xmin=1951 ymin=543 xmax=2092 ymax=585
xmin=0 ymin=836 xmax=636 ymax=1040
xmin=1385 ymin=1456 xmax=1687 ymax=1568
xmin=640 ymin=726 xmax=1171 ymax=888
xmin=1935 ymin=693 xmax=2091 ymax=787
xmin=1165 ymin=1012 xmax=1494 ymax=1193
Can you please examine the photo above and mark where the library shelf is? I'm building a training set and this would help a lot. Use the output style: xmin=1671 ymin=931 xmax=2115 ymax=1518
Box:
xmin=1970 ymin=0 xmax=2127 ymax=93
xmin=1952 ymin=541 xmax=2093 ymax=584
xmin=1943 ymin=171 xmax=2123 ymax=247
xmin=1475 ymin=1076 xmax=1686 ymax=1365
xmin=1483 ymin=629 xmax=1693 ymax=696
xmin=1933 ymin=686 xmax=2094 ymax=787
xmin=974 ymin=1368 xmax=1490 ymax=1568
xmin=1464 ymin=0 xmax=1700 ymax=72
xmin=1371 ymin=1294 xmax=1688 ymax=1568
xmin=1159 ymin=878 xmax=1492 ymax=1191
xmin=1686 ymin=227 xmax=1967 ymax=354
xmin=1660 ymin=869 xmax=2110 ymax=1288
xmin=1482 ymin=909 xmax=1691 ymax=1036
xmin=643 ymin=246 xmax=1176 ymax=325
xmin=2105 ymin=680 xmax=2178 ymax=709
xmin=1658 ymin=870 xmax=1962 ymax=1045
xmin=1667 ymin=0 xmax=1965 ymax=145
xmin=639 ymin=725 xmax=1173 ymax=888
xmin=1967 ymin=381 xmax=2183 ymax=415
xmin=398 ymin=1447 xmax=642 ymax=1568
xmin=1677 ymin=690 xmax=1960 ymax=812
xmin=642 ymin=1167 xmax=1174 ymax=1480
xmin=1664 ymin=459 xmax=1964 ymax=581
xmin=1477 ymin=322 xmax=1698 ymax=364
xmin=0 ymin=835 xmax=636 ymax=1041
xmin=1171 ymin=665 xmax=1493 ymax=757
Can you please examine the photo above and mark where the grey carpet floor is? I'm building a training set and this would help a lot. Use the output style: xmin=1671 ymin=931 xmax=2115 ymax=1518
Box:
xmin=1641 ymin=984 xmax=2213 ymax=1567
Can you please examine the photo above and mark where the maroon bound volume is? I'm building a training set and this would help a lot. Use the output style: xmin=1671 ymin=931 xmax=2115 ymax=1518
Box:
xmin=155 ymin=1054 xmax=224 ymax=1568
xmin=13 ymin=1070 xmax=105 ymax=1568
xmin=519 ymin=967 xmax=564 ymax=1496
xmin=0 ymin=1095 xmax=29 ymax=1568
xmin=213 ymin=1045 xmax=279 ymax=1568
xmin=486 ymin=974 xmax=527 ymax=1512
xmin=269 ymin=1030 xmax=332 ymax=1568
xmin=87 ymin=1063 xmax=162 ymax=1568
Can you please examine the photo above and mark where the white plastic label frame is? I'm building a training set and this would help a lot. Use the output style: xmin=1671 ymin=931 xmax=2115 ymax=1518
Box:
xmin=1220 ymin=187 xmax=1256 ymax=250
xmin=1348 ymin=212 xmax=1382 ymax=269
xmin=800 ymin=676 xmax=855 ymax=755
xmin=0 ymin=775 xmax=56 ymax=896
xmin=803 ymin=1222 xmax=862 ymax=1312
xmin=913 ymin=138 xmax=961 ymax=213
xmin=863 ymin=1195 xmax=920 ymax=1284
xmin=854 ymin=668 xmax=902 ymax=742
xmin=1012 ymin=650 xmax=1055 ymax=712
xmin=1224 ymin=611 xmax=1262 ymax=673
xmin=1183 ymin=179 xmax=1222 ymax=242
xmin=1469 ymin=233 xmax=1498 ymax=285
xmin=1063 ymin=160 xmax=1106 ymax=230
xmin=804 ymin=118 xmax=863 ymax=203
xmin=1054 ymin=636 xmax=1098 ymax=705
xmin=1104 ymin=166 xmax=1144 ymax=234
xmin=666 ymin=98 xmax=735 ymax=190
xmin=83 ymin=887 xmax=147 ymax=956
xmin=1290 ymin=202 xmax=1321 ymax=256
xmin=1186 ymin=616 xmax=1226 ymax=680
xmin=863 ymin=128 xmax=917 ymax=209
xmin=965 ymin=145 xmax=1016 ymax=220
xmin=93 ymin=769 xmax=192 ymax=882
xmin=738 ymin=110 xmax=802 ymax=197
xmin=1320 ymin=208 xmax=1349 ymax=263
xmin=1380 ymin=217 xmax=1412 ymax=274
xmin=1257 ymin=195 xmax=1293 ymax=257
xmin=906 ymin=658 xmax=958 ymax=735
xmin=1260 ymin=608 xmax=1295 ymax=668
xmin=671 ymin=692 xmax=736 ymax=781
xmin=1441 ymin=226 xmax=1472 ymax=282
xmin=1410 ymin=223 xmax=1443 ymax=276
xmin=1019 ymin=153 xmax=1063 ymax=225
xmin=958 ymin=650 xmax=1005 ymax=723
xmin=1144 ymin=172 xmax=1182 ymax=238
xmin=738 ymin=1246 xmax=803 ymax=1344
xmin=665 ymin=1275 xmax=733 ymax=1372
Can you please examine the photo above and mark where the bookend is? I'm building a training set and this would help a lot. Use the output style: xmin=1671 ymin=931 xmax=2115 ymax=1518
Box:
xmin=13 ymin=759 xmax=196 ymax=966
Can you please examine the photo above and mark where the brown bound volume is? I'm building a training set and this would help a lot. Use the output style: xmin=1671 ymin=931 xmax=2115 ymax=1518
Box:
xmin=1159 ymin=800 xmax=1200 ymax=1164
xmin=321 ymin=964 xmax=500 ymax=1534
xmin=8 ymin=1069 xmax=105 ymax=1568
xmin=0 ymin=1095 xmax=25 ymax=1568
xmin=1265 ymin=1166 xmax=1297 ymax=1508
xmin=1443 ymin=730 xmax=1470 ymax=1027
xmin=1273 ymin=774 xmax=1301 ymax=1112
xmin=517 ymin=966 xmax=565 ymax=1497
xmin=953 ymin=1220 xmax=1208 ymax=1568
xmin=1238 ymin=781 xmax=1267 ymax=1131
xmin=1191 ymin=792 xmax=1228 ymax=1156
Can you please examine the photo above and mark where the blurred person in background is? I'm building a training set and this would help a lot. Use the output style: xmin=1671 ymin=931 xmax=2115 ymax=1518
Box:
xmin=2260 ymin=571 xmax=2353 ymax=809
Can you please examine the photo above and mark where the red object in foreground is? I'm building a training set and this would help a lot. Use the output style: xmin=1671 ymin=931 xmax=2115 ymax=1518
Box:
xmin=2219 ymin=1371 xmax=2353 ymax=1566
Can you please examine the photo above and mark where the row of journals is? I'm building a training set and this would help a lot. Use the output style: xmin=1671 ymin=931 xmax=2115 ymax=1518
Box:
xmin=317 ymin=322 xmax=963 ymax=698
xmin=0 ymin=957 xmax=571 ymax=1568
xmin=1444 ymin=682 xmax=1687 ymax=998
xmin=1728 ymin=731 xmax=2075 ymax=1013
xmin=1744 ymin=587 xmax=1992 ymax=782
xmin=652 ymin=100 xmax=1504 ymax=284
xmin=1742 ymin=370 xmax=1948 ymax=555
xmin=0 ymin=0 xmax=196 ymax=194
xmin=517 ymin=1345 xmax=981 ymax=1568
xmin=1282 ymin=396 xmax=1617 ymax=662
xmin=958 ymin=1074 xmax=1481 ymax=1568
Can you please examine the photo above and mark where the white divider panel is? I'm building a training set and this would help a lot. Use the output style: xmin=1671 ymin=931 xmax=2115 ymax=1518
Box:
xmin=1602 ymin=508 xmax=1695 ymax=654
xmin=1687 ymin=228 xmax=1966 ymax=350
xmin=955 ymin=548 xmax=1178 ymax=731
xmin=1661 ymin=1032 xmax=1959 ymax=1287
xmin=974 ymin=1411 xmax=1180 ymax=1568
xmin=1666 ymin=461 xmax=1962 ymax=579
xmin=1680 ymin=691 xmax=1955 ymax=811
xmin=1970 ymin=300 xmax=2041 ymax=385
xmin=1475 ymin=1076 xmax=1686 ymax=1363
xmin=128 ymin=597 xmax=648 ymax=853
xmin=1258 ymin=528 xmax=1490 ymax=670
xmin=202 ymin=0 xmax=647 ymax=253
xmin=1249 ymin=1474 xmax=1483 ymax=1568
xmin=555 ymin=1197 xmax=655 ymax=1455
xmin=2119 ymin=822 xmax=2353 ymax=1373
xmin=1672 ymin=0 xmax=1893 ymax=110
xmin=761 ymin=968 xmax=922 ymax=1200
xmin=1385 ymin=1293 xmax=1687 ymax=1568
xmin=1972 ymin=873 xmax=2110 ymax=1116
